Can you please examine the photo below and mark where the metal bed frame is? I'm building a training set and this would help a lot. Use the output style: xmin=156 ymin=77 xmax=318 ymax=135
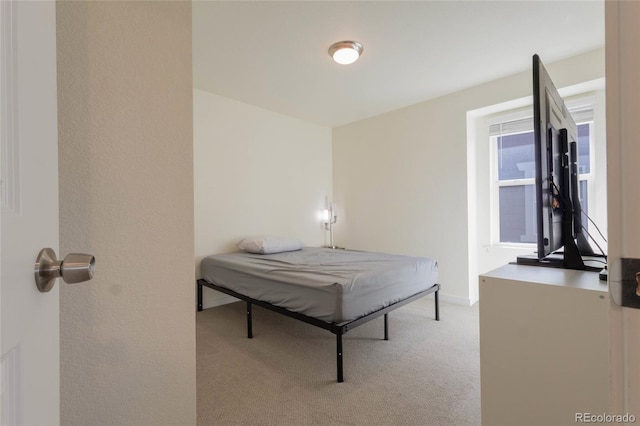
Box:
xmin=197 ymin=278 xmax=440 ymax=382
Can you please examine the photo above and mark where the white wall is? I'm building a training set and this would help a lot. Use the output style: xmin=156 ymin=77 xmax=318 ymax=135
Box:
xmin=332 ymin=49 xmax=605 ymax=305
xmin=57 ymin=2 xmax=196 ymax=425
xmin=194 ymin=89 xmax=332 ymax=308
xmin=333 ymin=96 xmax=471 ymax=304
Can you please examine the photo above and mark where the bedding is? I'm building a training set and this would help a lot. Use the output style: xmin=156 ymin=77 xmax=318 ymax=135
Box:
xmin=200 ymin=247 xmax=438 ymax=323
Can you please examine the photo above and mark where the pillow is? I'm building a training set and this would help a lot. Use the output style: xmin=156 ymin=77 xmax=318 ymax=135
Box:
xmin=236 ymin=236 xmax=304 ymax=254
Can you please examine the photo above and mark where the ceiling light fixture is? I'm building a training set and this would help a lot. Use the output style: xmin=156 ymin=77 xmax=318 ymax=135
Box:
xmin=328 ymin=41 xmax=363 ymax=65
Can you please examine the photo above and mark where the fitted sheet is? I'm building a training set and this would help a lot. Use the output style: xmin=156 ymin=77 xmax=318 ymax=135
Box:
xmin=200 ymin=247 xmax=438 ymax=324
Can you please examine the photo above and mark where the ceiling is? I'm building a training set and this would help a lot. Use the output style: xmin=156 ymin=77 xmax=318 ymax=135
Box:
xmin=193 ymin=1 xmax=604 ymax=128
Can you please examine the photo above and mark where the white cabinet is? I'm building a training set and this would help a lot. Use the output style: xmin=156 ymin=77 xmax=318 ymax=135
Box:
xmin=479 ymin=264 xmax=609 ymax=426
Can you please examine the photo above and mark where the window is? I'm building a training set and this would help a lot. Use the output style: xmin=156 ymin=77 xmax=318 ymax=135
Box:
xmin=489 ymin=100 xmax=594 ymax=246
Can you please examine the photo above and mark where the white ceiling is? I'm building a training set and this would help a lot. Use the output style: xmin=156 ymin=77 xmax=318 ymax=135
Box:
xmin=193 ymin=1 xmax=604 ymax=128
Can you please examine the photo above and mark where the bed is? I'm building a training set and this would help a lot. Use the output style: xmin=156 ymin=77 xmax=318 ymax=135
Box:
xmin=197 ymin=246 xmax=440 ymax=382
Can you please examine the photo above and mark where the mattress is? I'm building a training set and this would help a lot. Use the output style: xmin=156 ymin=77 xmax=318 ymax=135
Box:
xmin=200 ymin=247 xmax=438 ymax=324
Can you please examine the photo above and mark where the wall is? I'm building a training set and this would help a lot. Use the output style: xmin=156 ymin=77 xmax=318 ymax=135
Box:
xmin=194 ymin=89 xmax=332 ymax=308
xmin=332 ymin=49 xmax=605 ymax=305
xmin=332 ymin=96 xmax=470 ymax=305
xmin=57 ymin=2 xmax=196 ymax=425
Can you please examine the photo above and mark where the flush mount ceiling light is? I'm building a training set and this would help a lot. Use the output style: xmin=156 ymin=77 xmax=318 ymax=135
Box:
xmin=328 ymin=41 xmax=363 ymax=65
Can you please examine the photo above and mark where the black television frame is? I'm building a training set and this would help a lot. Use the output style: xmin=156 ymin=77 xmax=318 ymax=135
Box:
xmin=517 ymin=54 xmax=599 ymax=271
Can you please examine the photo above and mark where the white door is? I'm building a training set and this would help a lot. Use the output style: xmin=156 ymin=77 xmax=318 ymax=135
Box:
xmin=1 ymin=1 xmax=60 ymax=424
xmin=606 ymin=0 xmax=640 ymax=417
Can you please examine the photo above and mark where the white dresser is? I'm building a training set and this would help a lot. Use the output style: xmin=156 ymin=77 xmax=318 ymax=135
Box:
xmin=479 ymin=264 xmax=609 ymax=426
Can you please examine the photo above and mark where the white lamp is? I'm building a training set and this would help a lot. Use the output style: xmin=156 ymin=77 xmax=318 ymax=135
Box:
xmin=328 ymin=41 xmax=363 ymax=65
xmin=322 ymin=201 xmax=338 ymax=248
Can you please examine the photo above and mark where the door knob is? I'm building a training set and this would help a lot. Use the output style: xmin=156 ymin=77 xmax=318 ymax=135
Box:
xmin=34 ymin=248 xmax=96 ymax=293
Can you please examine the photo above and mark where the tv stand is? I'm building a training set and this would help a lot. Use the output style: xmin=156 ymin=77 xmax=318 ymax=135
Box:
xmin=516 ymin=251 xmax=605 ymax=274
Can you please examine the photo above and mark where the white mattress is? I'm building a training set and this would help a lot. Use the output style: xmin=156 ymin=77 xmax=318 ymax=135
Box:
xmin=200 ymin=247 xmax=438 ymax=324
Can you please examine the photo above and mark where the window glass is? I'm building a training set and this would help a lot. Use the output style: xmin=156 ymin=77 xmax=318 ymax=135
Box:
xmin=577 ymin=123 xmax=590 ymax=174
xmin=498 ymin=185 xmax=537 ymax=244
xmin=497 ymin=132 xmax=535 ymax=180
xmin=579 ymin=180 xmax=589 ymax=232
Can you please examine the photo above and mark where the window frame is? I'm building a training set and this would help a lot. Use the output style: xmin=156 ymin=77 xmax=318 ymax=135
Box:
xmin=489 ymin=95 xmax=596 ymax=247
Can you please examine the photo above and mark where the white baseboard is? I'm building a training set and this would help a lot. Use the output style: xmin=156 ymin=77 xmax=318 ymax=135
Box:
xmin=203 ymin=295 xmax=239 ymax=309
xmin=439 ymin=293 xmax=476 ymax=307
xmin=200 ymin=286 xmax=239 ymax=310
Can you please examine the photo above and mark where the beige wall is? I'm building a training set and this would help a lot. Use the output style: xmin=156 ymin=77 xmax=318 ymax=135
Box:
xmin=332 ymin=49 xmax=605 ymax=305
xmin=56 ymin=2 xmax=196 ymax=425
xmin=194 ymin=89 xmax=332 ymax=308
xmin=333 ymin=93 xmax=471 ymax=304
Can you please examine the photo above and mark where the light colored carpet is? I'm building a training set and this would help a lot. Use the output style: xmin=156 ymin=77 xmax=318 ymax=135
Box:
xmin=196 ymin=296 xmax=480 ymax=426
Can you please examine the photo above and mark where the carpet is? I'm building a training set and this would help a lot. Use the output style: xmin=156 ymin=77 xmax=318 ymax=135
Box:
xmin=196 ymin=296 xmax=480 ymax=426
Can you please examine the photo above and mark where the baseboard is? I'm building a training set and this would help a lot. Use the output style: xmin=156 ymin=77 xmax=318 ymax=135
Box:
xmin=204 ymin=295 xmax=239 ymax=309
xmin=439 ymin=293 xmax=475 ymax=307
xmin=200 ymin=286 xmax=239 ymax=310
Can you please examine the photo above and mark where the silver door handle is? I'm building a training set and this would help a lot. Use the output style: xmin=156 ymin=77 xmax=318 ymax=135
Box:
xmin=34 ymin=248 xmax=95 ymax=293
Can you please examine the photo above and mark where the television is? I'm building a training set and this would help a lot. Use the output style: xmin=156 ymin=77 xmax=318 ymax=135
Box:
xmin=516 ymin=54 xmax=602 ymax=272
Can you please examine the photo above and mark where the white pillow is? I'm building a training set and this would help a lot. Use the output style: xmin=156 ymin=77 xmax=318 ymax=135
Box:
xmin=236 ymin=236 xmax=304 ymax=254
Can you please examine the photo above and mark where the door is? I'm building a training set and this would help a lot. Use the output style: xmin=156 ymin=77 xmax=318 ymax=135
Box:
xmin=1 ymin=1 xmax=60 ymax=424
xmin=606 ymin=0 xmax=640 ymax=417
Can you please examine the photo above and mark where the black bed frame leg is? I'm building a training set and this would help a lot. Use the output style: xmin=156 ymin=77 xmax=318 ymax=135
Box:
xmin=435 ymin=288 xmax=440 ymax=321
xmin=247 ymin=301 xmax=253 ymax=339
xmin=197 ymin=282 xmax=203 ymax=312
xmin=384 ymin=313 xmax=389 ymax=340
xmin=336 ymin=330 xmax=344 ymax=383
